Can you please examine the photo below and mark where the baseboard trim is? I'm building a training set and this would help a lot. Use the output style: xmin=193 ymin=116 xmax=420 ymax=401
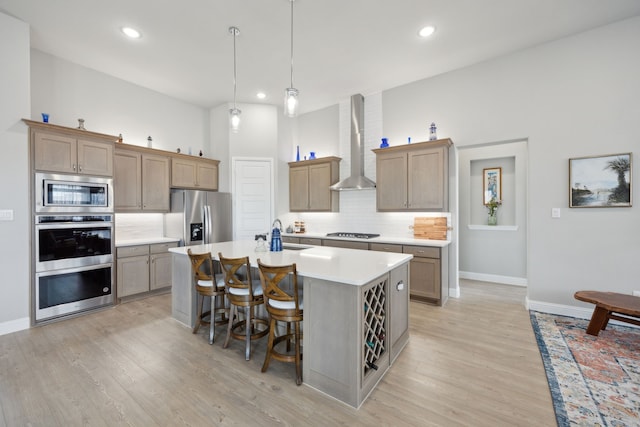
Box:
xmin=459 ymin=271 xmax=527 ymax=286
xmin=527 ymin=299 xmax=639 ymax=329
xmin=0 ymin=317 xmax=30 ymax=336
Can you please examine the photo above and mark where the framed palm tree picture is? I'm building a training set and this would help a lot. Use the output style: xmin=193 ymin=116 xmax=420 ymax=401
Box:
xmin=569 ymin=153 xmax=632 ymax=207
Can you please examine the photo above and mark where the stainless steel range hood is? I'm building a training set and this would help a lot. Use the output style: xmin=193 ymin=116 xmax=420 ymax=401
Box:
xmin=330 ymin=94 xmax=376 ymax=191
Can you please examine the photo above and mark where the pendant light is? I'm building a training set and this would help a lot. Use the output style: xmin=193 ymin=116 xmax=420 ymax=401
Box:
xmin=284 ymin=0 xmax=299 ymax=117
xmin=229 ymin=26 xmax=241 ymax=132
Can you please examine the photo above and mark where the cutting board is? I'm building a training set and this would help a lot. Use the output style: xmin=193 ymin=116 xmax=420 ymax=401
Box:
xmin=412 ymin=217 xmax=448 ymax=240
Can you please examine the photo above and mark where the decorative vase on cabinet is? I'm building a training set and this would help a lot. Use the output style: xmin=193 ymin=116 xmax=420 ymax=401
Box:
xmin=487 ymin=214 xmax=497 ymax=226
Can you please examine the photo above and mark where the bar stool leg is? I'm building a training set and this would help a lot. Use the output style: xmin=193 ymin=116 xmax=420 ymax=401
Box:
xmin=245 ymin=306 xmax=251 ymax=360
xmin=295 ymin=321 xmax=302 ymax=385
xmin=261 ymin=316 xmax=276 ymax=373
xmin=208 ymin=295 xmax=215 ymax=344
xmin=224 ymin=304 xmax=236 ymax=349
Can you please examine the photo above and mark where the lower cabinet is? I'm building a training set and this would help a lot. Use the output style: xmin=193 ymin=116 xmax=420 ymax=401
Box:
xmin=117 ymin=242 xmax=177 ymax=299
xmin=284 ymin=236 xmax=448 ymax=305
xmin=322 ymin=239 xmax=368 ymax=250
xmin=402 ymin=245 xmax=447 ymax=306
xmin=282 ymin=236 xmax=323 ymax=246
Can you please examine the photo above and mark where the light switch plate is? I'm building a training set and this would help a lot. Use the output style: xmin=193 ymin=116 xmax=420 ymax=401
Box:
xmin=551 ymin=208 xmax=561 ymax=218
xmin=0 ymin=209 xmax=14 ymax=221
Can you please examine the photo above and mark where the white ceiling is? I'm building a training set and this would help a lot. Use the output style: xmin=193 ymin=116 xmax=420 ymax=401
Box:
xmin=2 ymin=0 xmax=640 ymax=115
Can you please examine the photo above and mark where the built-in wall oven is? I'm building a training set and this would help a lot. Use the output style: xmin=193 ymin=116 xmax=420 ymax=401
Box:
xmin=33 ymin=174 xmax=115 ymax=322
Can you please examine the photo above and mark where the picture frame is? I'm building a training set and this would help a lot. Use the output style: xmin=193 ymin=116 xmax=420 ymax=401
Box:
xmin=483 ymin=167 xmax=502 ymax=205
xmin=569 ymin=153 xmax=632 ymax=208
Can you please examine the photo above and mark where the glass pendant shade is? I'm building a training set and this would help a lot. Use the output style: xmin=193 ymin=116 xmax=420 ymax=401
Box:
xmin=284 ymin=87 xmax=299 ymax=118
xmin=229 ymin=108 xmax=241 ymax=133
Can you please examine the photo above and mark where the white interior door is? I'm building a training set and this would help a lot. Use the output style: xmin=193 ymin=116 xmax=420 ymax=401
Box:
xmin=232 ymin=158 xmax=274 ymax=241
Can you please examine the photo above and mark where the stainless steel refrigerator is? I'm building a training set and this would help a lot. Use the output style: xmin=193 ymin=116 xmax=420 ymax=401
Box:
xmin=165 ymin=190 xmax=232 ymax=246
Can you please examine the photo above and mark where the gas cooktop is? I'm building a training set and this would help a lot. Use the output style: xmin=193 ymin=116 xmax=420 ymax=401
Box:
xmin=326 ymin=232 xmax=380 ymax=239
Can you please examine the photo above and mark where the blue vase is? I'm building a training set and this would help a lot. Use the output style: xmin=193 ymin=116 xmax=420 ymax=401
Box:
xmin=296 ymin=145 xmax=300 ymax=161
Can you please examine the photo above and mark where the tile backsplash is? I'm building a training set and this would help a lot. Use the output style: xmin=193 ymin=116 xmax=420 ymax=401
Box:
xmin=279 ymin=191 xmax=450 ymax=238
xmin=115 ymin=213 xmax=165 ymax=241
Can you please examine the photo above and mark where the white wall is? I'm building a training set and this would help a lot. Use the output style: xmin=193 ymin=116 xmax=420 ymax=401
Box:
xmin=0 ymin=12 xmax=30 ymax=334
xmin=30 ymin=50 xmax=209 ymax=154
xmin=382 ymin=16 xmax=640 ymax=308
xmin=297 ymin=104 xmax=339 ymax=161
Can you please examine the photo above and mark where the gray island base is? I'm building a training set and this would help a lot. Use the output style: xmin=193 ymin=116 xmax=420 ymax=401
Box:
xmin=169 ymin=241 xmax=412 ymax=408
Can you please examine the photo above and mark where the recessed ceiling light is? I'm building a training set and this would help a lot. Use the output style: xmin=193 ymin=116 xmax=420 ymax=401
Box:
xmin=418 ymin=26 xmax=436 ymax=38
xmin=121 ymin=27 xmax=141 ymax=39
xmin=256 ymin=92 xmax=266 ymax=99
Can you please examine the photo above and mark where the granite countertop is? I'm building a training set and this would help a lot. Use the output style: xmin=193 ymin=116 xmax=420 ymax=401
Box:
xmin=169 ymin=240 xmax=412 ymax=286
xmin=281 ymin=232 xmax=451 ymax=248
xmin=116 ymin=237 xmax=181 ymax=247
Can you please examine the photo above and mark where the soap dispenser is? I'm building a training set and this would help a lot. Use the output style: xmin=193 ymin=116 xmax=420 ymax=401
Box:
xmin=270 ymin=219 xmax=283 ymax=252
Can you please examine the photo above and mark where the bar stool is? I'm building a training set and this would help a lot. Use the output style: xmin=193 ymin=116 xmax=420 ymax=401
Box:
xmin=187 ymin=249 xmax=228 ymax=344
xmin=257 ymin=259 xmax=303 ymax=385
xmin=218 ymin=253 xmax=269 ymax=361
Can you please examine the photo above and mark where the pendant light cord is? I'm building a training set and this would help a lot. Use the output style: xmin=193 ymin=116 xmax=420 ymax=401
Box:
xmin=289 ymin=0 xmax=294 ymax=88
xmin=233 ymin=27 xmax=238 ymax=109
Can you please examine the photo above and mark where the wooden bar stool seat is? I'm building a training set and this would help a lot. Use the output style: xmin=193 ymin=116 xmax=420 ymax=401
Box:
xmin=219 ymin=253 xmax=269 ymax=361
xmin=257 ymin=259 xmax=303 ymax=385
xmin=187 ymin=249 xmax=228 ymax=344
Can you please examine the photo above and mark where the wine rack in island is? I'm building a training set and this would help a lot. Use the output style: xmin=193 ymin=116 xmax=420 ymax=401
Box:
xmin=363 ymin=278 xmax=387 ymax=377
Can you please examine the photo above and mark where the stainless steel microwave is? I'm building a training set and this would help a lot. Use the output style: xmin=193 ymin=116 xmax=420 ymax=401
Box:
xmin=35 ymin=173 xmax=113 ymax=213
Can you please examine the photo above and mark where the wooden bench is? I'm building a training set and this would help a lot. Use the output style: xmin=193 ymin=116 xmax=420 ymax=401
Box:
xmin=574 ymin=291 xmax=640 ymax=336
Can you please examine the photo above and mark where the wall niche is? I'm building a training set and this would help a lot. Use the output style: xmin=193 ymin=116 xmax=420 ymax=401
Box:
xmin=469 ymin=156 xmax=515 ymax=227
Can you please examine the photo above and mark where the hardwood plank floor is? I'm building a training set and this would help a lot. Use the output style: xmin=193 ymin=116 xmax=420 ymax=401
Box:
xmin=0 ymin=280 xmax=555 ymax=426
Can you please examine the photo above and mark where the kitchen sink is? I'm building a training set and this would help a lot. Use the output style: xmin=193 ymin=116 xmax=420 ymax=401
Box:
xmin=282 ymin=245 xmax=310 ymax=251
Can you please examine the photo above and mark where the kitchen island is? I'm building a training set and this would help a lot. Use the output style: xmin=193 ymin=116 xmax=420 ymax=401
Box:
xmin=169 ymin=240 xmax=412 ymax=408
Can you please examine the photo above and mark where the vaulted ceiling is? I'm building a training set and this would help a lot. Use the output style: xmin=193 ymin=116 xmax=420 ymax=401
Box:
xmin=2 ymin=0 xmax=640 ymax=114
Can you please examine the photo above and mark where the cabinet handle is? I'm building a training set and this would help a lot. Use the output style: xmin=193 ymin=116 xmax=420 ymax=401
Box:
xmin=73 ymin=164 xmax=77 ymax=171
xmin=78 ymin=164 xmax=82 ymax=172
xmin=396 ymin=281 xmax=405 ymax=291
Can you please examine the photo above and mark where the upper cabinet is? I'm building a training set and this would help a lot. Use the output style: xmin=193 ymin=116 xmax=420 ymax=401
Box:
xmin=373 ymin=139 xmax=452 ymax=212
xmin=171 ymin=156 xmax=219 ymax=190
xmin=289 ymin=157 xmax=341 ymax=212
xmin=114 ymin=146 xmax=170 ymax=212
xmin=25 ymin=120 xmax=116 ymax=177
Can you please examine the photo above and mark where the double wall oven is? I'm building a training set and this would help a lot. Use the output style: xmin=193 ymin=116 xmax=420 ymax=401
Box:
xmin=33 ymin=173 xmax=115 ymax=322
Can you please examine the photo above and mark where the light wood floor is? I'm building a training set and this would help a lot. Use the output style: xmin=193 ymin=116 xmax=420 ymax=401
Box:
xmin=0 ymin=280 xmax=556 ymax=426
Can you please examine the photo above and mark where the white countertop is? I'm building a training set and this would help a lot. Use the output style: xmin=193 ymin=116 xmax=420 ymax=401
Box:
xmin=282 ymin=232 xmax=451 ymax=248
xmin=116 ymin=237 xmax=181 ymax=247
xmin=169 ymin=240 xmax=412 ymax=286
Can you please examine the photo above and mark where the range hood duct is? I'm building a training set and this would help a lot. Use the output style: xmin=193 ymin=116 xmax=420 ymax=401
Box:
xmin=330 ymin=94 xmax=376 ymax=191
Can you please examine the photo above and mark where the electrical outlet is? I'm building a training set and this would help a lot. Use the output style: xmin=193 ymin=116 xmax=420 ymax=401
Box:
xmin=551 ymin=208 xmax=561 ymax=218
xmin=633 ymin=291 xmax=640 ymax=297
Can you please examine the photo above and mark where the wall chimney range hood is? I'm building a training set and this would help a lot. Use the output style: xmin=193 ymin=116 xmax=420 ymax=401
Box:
xmin=330 ymin=94 xmax=376 ymax=191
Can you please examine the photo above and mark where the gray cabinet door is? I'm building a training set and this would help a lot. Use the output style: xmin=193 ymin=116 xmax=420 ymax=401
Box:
xmin=408 ymin=146 xmax=446 ymax=210
xmin=142 ymin=154 xmax=170 ymax=211
xmin=389 ymin=263 xmax=409 ymax=363
xmin=376 ymin=151 xmax=407 ymax=210
xmin=289 ymin=166 xmax=309 ymax=211
xmin=114 ymin=150 xmax=142 ymax=211
xmin=117 ymin=255 xmax=150 ymax=297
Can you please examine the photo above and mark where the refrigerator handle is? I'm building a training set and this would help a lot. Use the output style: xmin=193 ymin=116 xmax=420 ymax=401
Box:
xmin=204 ymin=205 xmax=212 ymax=244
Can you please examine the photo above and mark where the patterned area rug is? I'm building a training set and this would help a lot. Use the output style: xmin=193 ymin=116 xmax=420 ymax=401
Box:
xmin=530 ymin=311 xmax=640 ymax=426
